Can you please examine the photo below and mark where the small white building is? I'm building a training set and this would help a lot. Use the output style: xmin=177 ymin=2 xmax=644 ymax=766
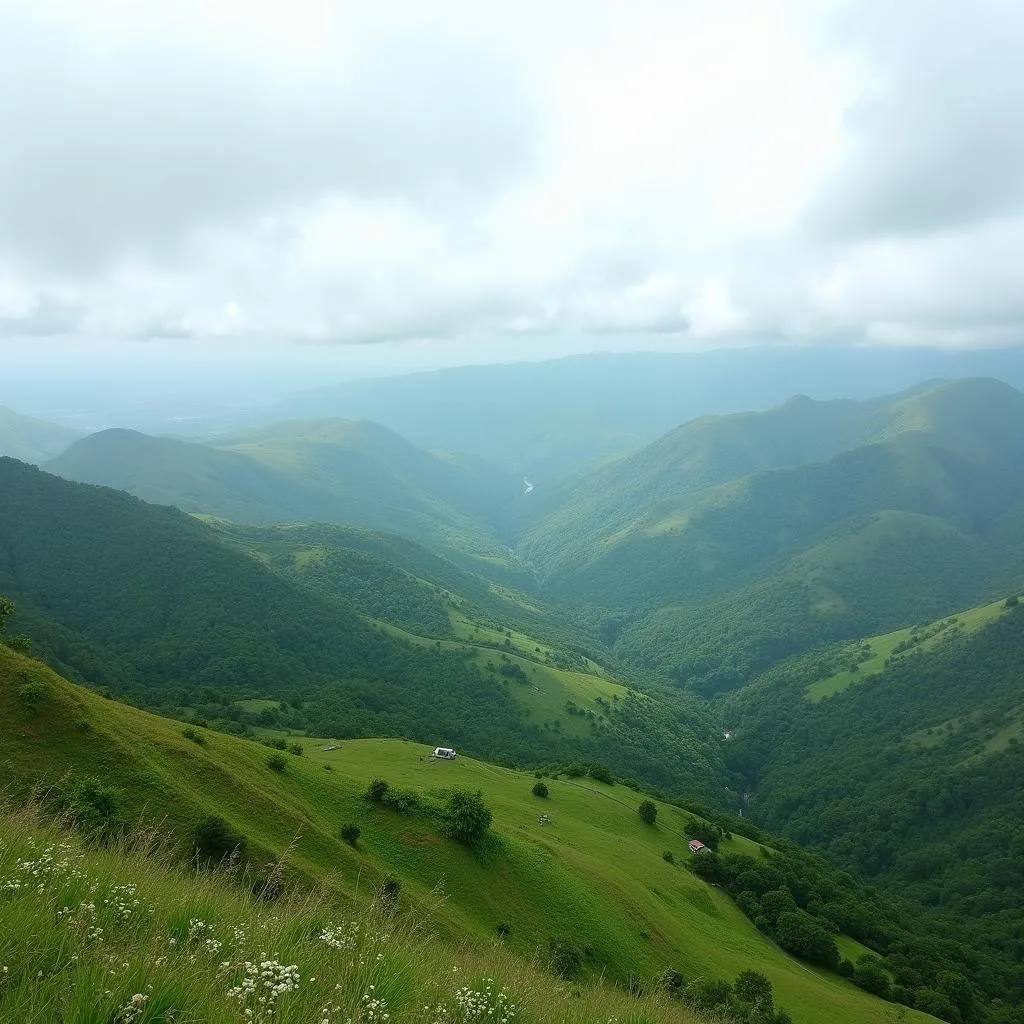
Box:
xmin=432 ymin=747 xmax=457 ymax=760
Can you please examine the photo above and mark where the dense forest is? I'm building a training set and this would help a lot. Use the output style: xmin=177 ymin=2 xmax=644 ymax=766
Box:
xmin=723 ymin=604 xmax=1024 ymax=1018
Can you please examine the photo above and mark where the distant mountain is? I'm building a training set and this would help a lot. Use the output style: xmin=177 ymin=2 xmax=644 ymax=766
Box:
xmin=0 ymin=406 xmax=81 ymax=462
xmin=271 ymin=348 xmax=1024 ymax=477
xmin=46 ymin=420 xmax=522 ymax=567
xmin=515 ymin=379 xmax=1024 ymax=687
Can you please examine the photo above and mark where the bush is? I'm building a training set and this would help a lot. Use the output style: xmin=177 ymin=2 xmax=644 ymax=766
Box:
xmin=340 ymin=823 xmax=361 ymax=846
xmin=192 ymin=815 xmax=248 ymax=866
xmin=288 ymin=742 xmax=304 ymax=756
xmin=262 ymin=737 xmax=287 ymax=751
xmin=589 ymin=763 xmax=614 ymax=785
xmin=496 ymin=921 xmax=511 ymax=938
xmin=663 ymin=850 xmax=675 ymax=863
xmin=378 ymin=875 xmax=401 ymax=901
xmin=366 ymin=778 xmax=390 ymax=803
xmin=443 ymin=789 xmax=492 ymax=847
xmin=853 ymin=956 xmax=892 ymax=999
xmin=17 ymin=680 xmax=48 ymax=712
xmin=382 ymin=788 xmax=421 ymax=814
xmin=266 ymin=753 xmax=287 ymax=773
xmin=65 ymin=777 xmax=125 ymax=840
xmin=658 ymin=968 xmax=685 ymax=998
xmin=7 ymin=634 xmax=31 ymax=654
xmin=638 ymin=800 xmax=658 ymax=825
xmin=532 ymin=781 xmax=549 ymax=798
xmin=548 ymin=938 xmax=585 ymax=979
xmin=182 ymin=727 xmax=206 ymax=746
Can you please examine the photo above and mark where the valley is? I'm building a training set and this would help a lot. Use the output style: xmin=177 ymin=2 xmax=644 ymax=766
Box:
xmin=3 ymin=362 xmax=1024 ymax=1023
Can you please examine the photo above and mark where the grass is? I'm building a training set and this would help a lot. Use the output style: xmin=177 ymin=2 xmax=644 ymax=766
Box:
xmin=367 ymin=613 xmax=627 ymax=737
xmin=0 ymin=807 xmax=707 ymax=1024
xmin=0 ymin=647 xmax=934 ymax=1024
xmin=806 ymin=596 xmax=1010 ymax=702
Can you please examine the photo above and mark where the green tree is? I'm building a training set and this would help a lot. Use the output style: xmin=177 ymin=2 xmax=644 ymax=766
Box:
xmin=531 ymin=780 xmax=549 ymax=798
xmin=853 ymin=956 xmax=891 ymax=1000
xmin=638 ymin=799 xmax=658 ymax=825
xmin=774 ymin=910 xmax=840 ymax=970
xmin=734 ymin=969 xmax=774 ymax=1012
xmin=443 ymin=789 xmax=492 ymax=847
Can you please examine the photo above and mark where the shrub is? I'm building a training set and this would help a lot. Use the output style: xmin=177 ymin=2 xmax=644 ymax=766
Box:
xmin=65 ymin=777 xmax=124 ymax=840
xmin=7 ymin=634 xmax=31 ymax=654
xmin=638 ymin=800 xmax=658 ymax=825
xmin=340 ymin=823 xmax=361 ymax=846
xmin=663 ymin=850 xmax=674 ymax=863
xmin=250 ymin=873 xmax=284 ymax=902
xmin=1005 ymin=594 xmax=1019 ymax=608
xmin=589 ymin=763 xmax=614 ymax=785
xmin=548 ymin=938 xmax=584 ymax=979
xmin=382 ymin=788 xmax=421 ymax=814
xmin=182 ymin=727 xmax=206 ymax=746
xmin=266 ymin=753 xmax=287 ymax=773
xmin=444 ymin=789 xmax=492 ymax=847
xmin=288 ymin=742 xmax=304 ymax=756
xmin=378 ymin=875 xmax=401 ymax=901
xmin=853 ymin=956 xmax=892 ymax=999
xmin=17 ymin=679 xmax=48 ymax=712
xmin=531 ymin=781 xmax=549 ymax=798
xmin=192 ymin=815 xmax=247 ymax=866
xmin=496 ymin=921 xmax=511 ymax=938
xmin=366 ymin=778 xmax=390 ymax=803
xmin=658 ymin=968 xmax=685 ymax=998
xmin=262 ymin=737 xmax=287 ymax=750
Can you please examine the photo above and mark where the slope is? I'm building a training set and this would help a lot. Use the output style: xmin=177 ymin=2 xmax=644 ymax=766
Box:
xmin=724 ymin=596 xmax=1024 ymax=1001
xmin=521 ymin=380 xmax=1024 ymax=688
xmin=46 ymin=420 xmax=521 ymax=565
xmin=0 ymin=405 xmax=81 ymax=463
xmin=0 ymin=460 xmax=726 ymax=798
xmin=269 ymin=348 xmax=1024 ymax=477
xmin=0 ymin=645 xmax=935 ymax=1024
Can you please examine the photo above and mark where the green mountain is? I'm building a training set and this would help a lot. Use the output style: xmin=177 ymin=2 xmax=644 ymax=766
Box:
xmin=46 ymin=420 xmax=522 ymax=567
xmin=723 ymin=595 xmax=1024 ymax=1016
xmin=0 ymin=405 xmax=81 ymax=462
xmin=0 ymin=458 xmax=725 ymax=797
xmin=269 ymin=349 xmax=1024 ymax=477
xmin=517 ymin=379 xmax=1024 ymax=688
xmin=0 ymin=644 xmax=941 ymax=1024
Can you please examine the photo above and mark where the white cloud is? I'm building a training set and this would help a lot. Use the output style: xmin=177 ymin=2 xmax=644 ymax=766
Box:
xmin=0 ymin=0 xmax=1022 ymax=352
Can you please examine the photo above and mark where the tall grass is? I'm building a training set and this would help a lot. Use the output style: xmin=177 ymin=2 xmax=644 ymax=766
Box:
xmin=0 ymin=805 xmax=704 ymax=1024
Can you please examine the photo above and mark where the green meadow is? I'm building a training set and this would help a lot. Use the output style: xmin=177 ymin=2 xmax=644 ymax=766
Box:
xmin=0 ymin=646 xmax=929 ymax=1023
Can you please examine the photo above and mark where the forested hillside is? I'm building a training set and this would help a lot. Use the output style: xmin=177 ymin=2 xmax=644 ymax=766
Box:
xmin=0 ymin=459 xmax=725 ymax=798
xmin=723 ymin=598 xmax=1024 ymax=1014
xmin=521 ymin=379 xmax=1024 ymax=691
xmin=47 ymin=419 xmax=523 ymax=568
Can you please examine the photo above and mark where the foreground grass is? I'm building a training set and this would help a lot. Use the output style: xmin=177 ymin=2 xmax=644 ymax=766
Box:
xmin=0 ymin=807 xmax=705 ymax=1024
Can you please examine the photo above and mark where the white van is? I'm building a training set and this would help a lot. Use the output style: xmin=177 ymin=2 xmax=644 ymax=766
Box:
xmin=431 ymin=747 xmax=457 ymax=760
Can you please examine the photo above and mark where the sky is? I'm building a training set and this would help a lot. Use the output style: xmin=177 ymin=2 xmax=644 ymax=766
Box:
xmin=1 ymin=0 xmax=1023 ymax=374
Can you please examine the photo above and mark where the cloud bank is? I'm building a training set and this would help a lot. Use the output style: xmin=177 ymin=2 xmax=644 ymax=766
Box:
xmin=0 ymin=0 xmax=1022 ymax=352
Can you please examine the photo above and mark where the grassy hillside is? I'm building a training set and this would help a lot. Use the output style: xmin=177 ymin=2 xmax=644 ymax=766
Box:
xmin=0 ymin=405 xmax=81 ymax=463
xmin=0 ymin=646 xmax=932 ymax=1024
xmin=46 ymin=420 xmax=522 ymax=567
xmin=724 ymin=596 xmax=1024 ymax=1015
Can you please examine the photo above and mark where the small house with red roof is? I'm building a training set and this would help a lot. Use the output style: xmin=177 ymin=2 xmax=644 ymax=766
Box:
xmin=688 ymin=839 xmax=707 ymax=855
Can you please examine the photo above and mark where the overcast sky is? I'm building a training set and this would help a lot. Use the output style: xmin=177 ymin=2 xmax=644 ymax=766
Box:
xmin=1 ymin=0 xmax=1023 ymax=368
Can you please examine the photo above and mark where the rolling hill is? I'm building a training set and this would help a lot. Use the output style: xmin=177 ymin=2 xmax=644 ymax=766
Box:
xmin=45 ymin=420 xmax=522 ymax=568
xmin=0 ymin=642 xmax=937 ymax=1024
xmin=723 ymin=594 xmax=1024 ymax=1015
xmin=515 ymin=379 xmax=1024 ymax=688
xmin=269 ymin=348 xmax=1024 ymax=478
xmin=0 ymin=405 xmax=81 ymax=463
xmin=0 ymin=458 xmax=726 ymax=798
